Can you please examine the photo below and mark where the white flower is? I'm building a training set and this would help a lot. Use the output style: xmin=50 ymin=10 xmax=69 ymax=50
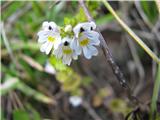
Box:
xmin=53 ymin=36 xmax=78 ymax=65
xmin=37 ymin=21 xmax=61 ymax=55
xmin=69 ymin=96 xmax=82 ymax=107
xmin=71 ymin=21 xmax=100 ymax=59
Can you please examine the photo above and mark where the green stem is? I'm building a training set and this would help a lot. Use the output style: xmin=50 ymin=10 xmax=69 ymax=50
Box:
xmin=151 ymin=64 xmax=160 ymax=119
xmin=102 ymin=0 xmax=160 ymax=64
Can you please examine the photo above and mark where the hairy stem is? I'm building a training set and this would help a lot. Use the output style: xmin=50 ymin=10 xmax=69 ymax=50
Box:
xmin=79 ymin=0 xmax=139 ymax=104
xmin=79 ymin=0 xmax=127 ymax=88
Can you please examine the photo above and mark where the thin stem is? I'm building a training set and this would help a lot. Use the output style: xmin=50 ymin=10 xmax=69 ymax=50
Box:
xmin=151 ymin=64 xmax=160 ymax=119
xmin=1 ymin=22 xmax=17 ymax=65
xmin=82 ymin=101 xmax=103 ymax=120
xmin=102 ymin=0 xmax=160 ymax=64
xmin=79 ymin=0 xmax=127 ymax=88
xmin=79 ymin=0 xmax=139 ymax=105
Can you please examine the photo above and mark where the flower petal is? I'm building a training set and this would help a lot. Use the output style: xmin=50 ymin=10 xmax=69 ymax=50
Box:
xmin=84 ymin=31 xmax=100 ymax=46
xmin=37 ymin=31 xmax=48 ymax=43
xmin=42 ymin=21 xmax=58 ymax=31
xmin=73 ymin=22 xmax=97 ymax=37
xmin=40 ymin=41 xmax=48 ymax=53
xmin=53 ymin=35 xmax=61 ymax=49
xmin=62 ymin=36 xmax=71 ymax=43
xmin=71 ymin=38 xmax=82 ymax=55
xmin=49 ymin=22 xmax=57 ymax=28
xmin=72 ymin=52 xmax=78 ymax=60
xmin=73 ymin=23 xmax=83 ymax=38
xmin=66 ymin=56 xmax=72 ymax=65
xmin=38 ymin=29 xmax=51 ymax=37
xmin=90 ymin=21 xmax=96 ymax=30
xmin=82 ymin=46 xmax=91 ymax=59
xmin=73 ymin=22 xmax=91 ymax=37
xmin=38 ymin=37 xmax=47 ymax=43
xmin=45 ymin=42 xmax=54 ymax=55
xmin=88 ymin=45 xmax=98 ymax=56
xmin=53 ymin=44 xmax=63 ymax=59
xmin=42 ymin=21 xmax=49 ymax=29
xmin=62 ymin=54 xmax=72 ymax=65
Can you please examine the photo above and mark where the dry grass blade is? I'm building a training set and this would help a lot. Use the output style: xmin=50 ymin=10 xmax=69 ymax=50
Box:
xmin=20 ymin=54 xmax=43 ymax=72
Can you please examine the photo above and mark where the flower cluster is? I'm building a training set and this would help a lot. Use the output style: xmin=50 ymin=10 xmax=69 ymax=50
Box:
xmin=37 ymin=21 xmax=100 ymax=65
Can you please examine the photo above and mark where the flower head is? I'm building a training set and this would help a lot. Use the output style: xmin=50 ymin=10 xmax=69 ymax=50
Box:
xmin=72 ymin=21 xmax=100 ymax=59
xmin=37 ymin=21 xmax=61 ymax=54
xmin=54 ymin=36 xmax=78 ymax=65
xmin=37 ymin=21 xmax=101 ymax=65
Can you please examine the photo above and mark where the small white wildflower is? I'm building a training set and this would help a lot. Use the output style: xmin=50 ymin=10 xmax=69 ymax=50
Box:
xmin=69 ymin=96 xmax=82 ymax=107
xmin=53 ymin=36 xmax=78 ymax=65
xmin=72 ymin=21 xmax=100 ymax=59
xmin=37 ymin=21 xmax=61 ymax=55
xmin=44 ymin=61 xmax=56 ymax=75
xmin=64 ymin=25 xmax=72 ymax=32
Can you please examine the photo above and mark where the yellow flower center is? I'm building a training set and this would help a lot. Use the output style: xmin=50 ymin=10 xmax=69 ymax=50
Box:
xmin=63 ymin=49 xmax=72 ymax=54
xmin=80 ymin=38 xmax=89 ymax=46
xmin=48 ymin=36 xmax=55 ymax=42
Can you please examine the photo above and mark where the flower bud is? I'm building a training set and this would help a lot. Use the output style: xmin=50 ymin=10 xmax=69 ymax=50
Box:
xmin=64 ymin=25 xmax=72 ymax=32
xmin=69 ymin=96 xmax=82 ymax=107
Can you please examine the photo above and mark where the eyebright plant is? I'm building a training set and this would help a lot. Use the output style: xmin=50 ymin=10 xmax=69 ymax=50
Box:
xmin=37 ymin=21 xmax=100 ymax=65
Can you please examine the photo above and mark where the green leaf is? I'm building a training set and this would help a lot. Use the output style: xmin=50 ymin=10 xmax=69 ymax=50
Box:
xmin=13 ymin=106 xmax=41 ymax=120
xmin=96 ymin=13 xmax=114 ymax=25
xmin=19 ymin=58 xmax=35 ymax=79
xmin=13 ymin=109 xmax=30 ymax=120
xmin=32 ymin=1 xmax=43 ymax=17
xmin=75 ymin=8 xmax=87 ymax=24
xmin=17 ymin=81 xmax=53 ymax=104
xmin=16 ymin=22 xmax=28 ymax=42
xmin=2 ymin=2 xmax=25 ymax=21
xmin=151 ymin=64 xmax=160 ymax=118
xmin=26 ymin=104 xmax=41 ymax=120
xmin=86 ymin=1 xmax=100 ymax=11
xmin=0 ymin=108 xmax=5 ymax=120
xmin=86 ymin=1 xmax=100 ymax=18
xmin=140 ymin=1 xmax=158 ymax=23
xmin=1 ymin=75 xmax=53 ymax=104
xmin=47 ymin=1 xmax=65 ymax=25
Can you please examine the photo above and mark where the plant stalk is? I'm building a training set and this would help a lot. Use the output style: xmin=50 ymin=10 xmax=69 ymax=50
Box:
xmin=102 ymin=0 xmax=160 ymax=64
xmin=151 ymin=64 xmax=160 ymax=119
